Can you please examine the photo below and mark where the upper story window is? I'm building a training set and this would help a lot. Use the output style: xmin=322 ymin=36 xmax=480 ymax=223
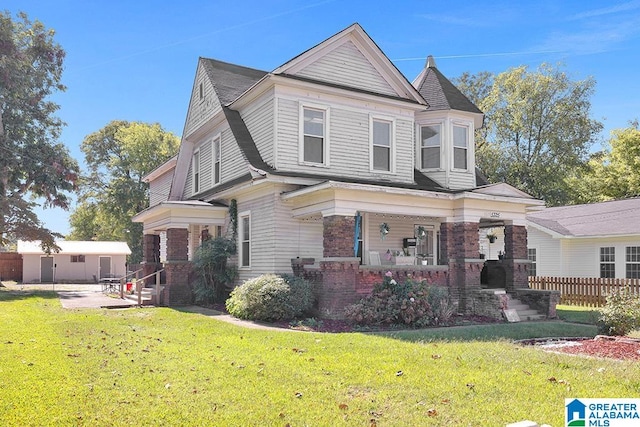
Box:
xmin=420 ymin=124 xmax=441 ymax=169
xmin=371 ymin=118 xmax=393 ymax=172
xmin=213 ymin=136 xmax=221 ymax=185
xmin=626 ymin=246 xmax=640 ymax=279
xmin=192 ymin=150 xmax=201 ymax=193
xmin=300 ymin=105 xmax=329 ymax=165
xmin=600 ymin=247 xmax=615 ymax=278
xmin=453 ymin=124 xmax=469 ymax=170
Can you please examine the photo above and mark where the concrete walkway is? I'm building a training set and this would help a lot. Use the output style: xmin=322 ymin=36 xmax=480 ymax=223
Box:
xmin=58 ymin=291 xmax=137 ymax=309
xmin=178 ymin=306 xmax=298 ymax=332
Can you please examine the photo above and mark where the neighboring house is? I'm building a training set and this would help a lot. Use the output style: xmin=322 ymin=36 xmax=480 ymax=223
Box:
xmin=527 ymin=198 xmax=640 ymax=279
xmin=17 ymin=241 xmax=131 ymax=283
xmin=134 ymin=23 xmax=552 ymax=317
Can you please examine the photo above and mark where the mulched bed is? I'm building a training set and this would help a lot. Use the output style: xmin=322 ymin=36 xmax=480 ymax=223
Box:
xmin=208 ymin=304 xmax=640 ymax=361
xmin=524 ymin=336 xmax=640 ymax=361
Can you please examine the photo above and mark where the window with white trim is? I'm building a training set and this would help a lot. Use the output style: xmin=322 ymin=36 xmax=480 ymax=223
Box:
xmin=420 ymin=124 xmax=441 ymax=169
xmin=192 ymin=150 xmax=200 ymax=193
xmin=239 ymin=213 xmax=251 ymax=268
xmin=600 ymin=247 xmax=615 ymax=278
xmin=528 ymin=248 xmax=537 ymax=276
xmin=626 ymin=246 xmax=640 ymax=279
xmin=372 ymin=118 xmax=392 ymax=172
xmin=213 ymin=136 xmax=221 ymax=185
xmin=453 ymin=124 xmax=469 ymax=170
xmin=302 ymin=107 xmax=326 ymax=164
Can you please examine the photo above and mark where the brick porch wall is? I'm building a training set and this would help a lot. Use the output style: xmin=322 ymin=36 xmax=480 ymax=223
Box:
xmin=323 ymin=216 xmax=355 ymax=257
xmin=503 ymin=225 xmax=529 ymax=290
xmin=164 ymin=227 xmax=192 ymax=305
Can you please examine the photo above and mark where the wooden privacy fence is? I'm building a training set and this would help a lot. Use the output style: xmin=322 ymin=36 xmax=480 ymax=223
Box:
xmin=0 ymin=253 xmax=22 ymax=282
xmin=528 ymin=276 xmax=640 ymax=307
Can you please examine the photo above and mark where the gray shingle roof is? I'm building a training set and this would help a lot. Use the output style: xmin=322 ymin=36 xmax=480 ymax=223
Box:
xmin=528 ymin=198 xmax=640 ymax=237
xmin=415 ymin=57 xmax=482 ymax=114
xmin=201 ymin=58 xmax=267 ymax=106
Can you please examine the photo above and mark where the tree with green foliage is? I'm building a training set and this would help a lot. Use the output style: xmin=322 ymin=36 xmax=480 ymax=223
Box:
xmin=68 ymin=121 xmax=179 ymax=262
xmin=0 ymin=11 xmax=79 ymax=251
xmin=455 ymin=64 xmax=602 ymax=206
xmin=569 ymin=121 xmax=640 ymax=204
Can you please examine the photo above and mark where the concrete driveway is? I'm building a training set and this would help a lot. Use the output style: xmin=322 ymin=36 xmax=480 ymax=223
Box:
xmin=57 ymin=291 xmax=137 ymax=309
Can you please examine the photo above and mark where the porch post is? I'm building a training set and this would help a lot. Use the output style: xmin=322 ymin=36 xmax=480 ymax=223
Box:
xmin=441 ymin=221 xmax=484 ymax=313
xmin=318 ymin=215 xmax=360 ymax=318
xmin=142 ymin=234 xmax=161 ymax=284
xmin=503 ymin=224 xmax=529 ymax=290
xmin=164 ymin=227 xmax=193 ymax=305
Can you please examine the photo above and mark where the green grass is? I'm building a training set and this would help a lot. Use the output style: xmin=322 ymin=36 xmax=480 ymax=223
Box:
xmin=556 ymin=304 xmax=601 ymax=325
xmin=1 ymin=289 xmax=639 ymax=426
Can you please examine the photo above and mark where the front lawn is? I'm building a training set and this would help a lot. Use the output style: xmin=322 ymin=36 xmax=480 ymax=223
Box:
xmin=1 ymin=290 xmax=638 ymax=426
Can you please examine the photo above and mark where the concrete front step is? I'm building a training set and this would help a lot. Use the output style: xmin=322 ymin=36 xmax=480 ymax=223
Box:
xmin=123 ymin=286 xmax=163 ymax=305
xmin=508 ymin=296 xmax=546 ymax=321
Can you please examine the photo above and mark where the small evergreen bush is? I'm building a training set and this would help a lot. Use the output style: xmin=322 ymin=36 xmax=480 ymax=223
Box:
xmin=344 ymin=273 xmax=453 ymax=327
xmin=192 ymin=237 xmax=237 ymax=304
xmin=598 ymin=287 xmax=640 ymax=336
xmin=225 ymin=274 xmax=314 ymax=322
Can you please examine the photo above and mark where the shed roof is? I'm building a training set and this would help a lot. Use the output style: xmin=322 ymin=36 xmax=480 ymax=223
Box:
xmin=17 ymin=241 xmax=132 ymax=255
xmin=527 ymin=198 xmax=640 ymax=237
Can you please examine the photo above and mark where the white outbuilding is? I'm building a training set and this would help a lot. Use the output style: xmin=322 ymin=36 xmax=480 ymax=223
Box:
xmin=17 ymin=240 xmax=131 ymax=283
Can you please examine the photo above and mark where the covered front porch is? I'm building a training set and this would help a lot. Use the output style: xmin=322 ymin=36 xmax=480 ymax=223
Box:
xmin=132 ymin=200 xmax=228 ymax=305
xmin=284 ymin=180 xmax=554 ymax=318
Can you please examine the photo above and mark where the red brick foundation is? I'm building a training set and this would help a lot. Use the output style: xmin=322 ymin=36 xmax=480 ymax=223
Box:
xmin=164 ymin=261 xmax=193 ymax=305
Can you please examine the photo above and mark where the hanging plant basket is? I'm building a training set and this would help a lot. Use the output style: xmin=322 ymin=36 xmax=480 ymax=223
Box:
xmin=488 ymin=235 xmax=496 ymax=243
xmin=416 ymin=226 xmax=426 ymax=241
xmin=380 ymin=222 xmax=390 ymax=240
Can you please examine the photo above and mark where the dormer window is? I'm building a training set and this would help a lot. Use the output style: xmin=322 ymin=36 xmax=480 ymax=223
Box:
xmin=300 ymin=104 xmax=329 ymax=166
xmin=420 ymin=124 xmax=441 ymax=169
xmin=453 ymin=124 xmax=469 ymax=170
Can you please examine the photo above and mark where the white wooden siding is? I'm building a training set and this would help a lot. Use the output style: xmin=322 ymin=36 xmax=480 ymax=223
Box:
xmin=242 ymin=94 xmax=275 ymax=167
xmin=295 ymin=40 xmax=397 ymax=97
xmin=527 ymin=227 xmax=564 ymax=276
xmin=276 ymin=98 xmax=414 ymax=183
xmin=231 ymin=184 xmax=324 ymax=285
xmin=184 ymin=63 xmax=221 ymax=138
xmin=198 ymin=140 xmax=212 ymax=191
xmin=149 ymin=169 xmax=173 ymax=207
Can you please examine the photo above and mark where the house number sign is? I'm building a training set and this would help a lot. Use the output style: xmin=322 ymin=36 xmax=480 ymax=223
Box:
xmin=490 ymin=212 xmax=501 ymax=218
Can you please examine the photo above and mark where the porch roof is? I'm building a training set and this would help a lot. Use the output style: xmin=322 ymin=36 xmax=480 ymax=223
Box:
xmin=281 ymin=180 xmax=543 ymax=224
xmin=132 ymin=200 xmax=227 ymax=234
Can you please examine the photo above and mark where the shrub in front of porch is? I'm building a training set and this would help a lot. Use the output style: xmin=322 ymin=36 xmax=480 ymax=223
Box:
xmin=192 ymin=237 xmax=238 ymax=304
xmin=226 ymin=274 xmax=315 ymax=321
xmin=344 ymin=273 xmax=454 ymax=328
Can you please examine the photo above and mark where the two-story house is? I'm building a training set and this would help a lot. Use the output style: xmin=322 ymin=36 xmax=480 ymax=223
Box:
xmin=134 ymin=23 xmax=554 ymax=317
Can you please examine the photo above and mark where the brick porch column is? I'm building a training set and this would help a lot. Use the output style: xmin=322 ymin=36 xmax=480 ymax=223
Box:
xmin=503 ymin=224 xmax=529 ymax=290
xmin=318 ymin=215 xmax=359 ymax=318
xmin=442 ymin=222 xmax=484 ymax=313
xmin=142 ymin=234 xmax=162 ymax=284
xmin=164 ymin=227 xmax=193 ymax=305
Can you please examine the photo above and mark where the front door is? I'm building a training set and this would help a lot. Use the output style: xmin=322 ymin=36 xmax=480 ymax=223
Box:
xmin=99 ymin=256 xmax=111 ymax=279
xmin=40 ymin=257 xmax=54 ymax=283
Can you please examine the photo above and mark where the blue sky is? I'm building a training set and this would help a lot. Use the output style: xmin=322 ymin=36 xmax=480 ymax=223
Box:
xmin=8 ymin=0 xmax=640 ymax=235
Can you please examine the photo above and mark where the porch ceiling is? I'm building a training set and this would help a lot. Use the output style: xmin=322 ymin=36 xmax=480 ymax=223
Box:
xmin=132 ymin=200 xmax=227 ymax=234
xmin=282 ymin=181 xmax=543 ymax=224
